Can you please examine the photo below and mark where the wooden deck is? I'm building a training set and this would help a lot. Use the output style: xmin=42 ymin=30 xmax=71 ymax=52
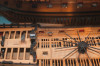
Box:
xmin=0 ymin=24 xmax=100 ymax=66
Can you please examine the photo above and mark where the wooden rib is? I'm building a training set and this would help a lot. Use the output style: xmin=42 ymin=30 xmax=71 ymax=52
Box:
xmin=63 ymin=59 xmax=65 ymax=66
xmin=39 ymin=60 xmax=41 ymax=66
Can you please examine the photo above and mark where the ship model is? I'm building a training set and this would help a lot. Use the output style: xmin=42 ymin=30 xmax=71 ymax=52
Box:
xmin=0 ymin=0 xmax=100 ymax=66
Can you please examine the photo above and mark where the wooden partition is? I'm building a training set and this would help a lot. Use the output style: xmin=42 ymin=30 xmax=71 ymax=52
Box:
xmin=0 ymin=27 xmax=36 ymax=64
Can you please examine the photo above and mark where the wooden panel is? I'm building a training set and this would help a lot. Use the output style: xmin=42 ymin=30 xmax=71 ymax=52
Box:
xmin=0 ymin=26 xmax=36 ymax=64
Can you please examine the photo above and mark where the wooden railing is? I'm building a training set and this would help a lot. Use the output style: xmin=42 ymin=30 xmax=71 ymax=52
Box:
xmin=38 ymin=58 xmax=100 ymax=66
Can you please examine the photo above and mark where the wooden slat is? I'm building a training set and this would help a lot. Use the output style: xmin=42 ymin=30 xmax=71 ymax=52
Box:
xmin=10 ymin=48 xmax=13 ymax=60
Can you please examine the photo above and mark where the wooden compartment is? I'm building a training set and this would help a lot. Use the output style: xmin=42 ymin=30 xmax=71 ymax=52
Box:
xmin=10 ymin=31 xmax=15 ymax=39
xmin=6 ymin=48 xmax=11 ymax=59
xmin=12 ymin=48 xmax=18 ymax=60
xmin=15 ymin=31 xmax=20 ymax=39
xmin=5 ymin=31 xmax=9 ymax=39
xmin=1 ymin=48 xmax=6 ymax=59
xmin=19 ymin=48 xmax=24 ymax=60
xmin=25 ymin=48 xmax=30 ymax=60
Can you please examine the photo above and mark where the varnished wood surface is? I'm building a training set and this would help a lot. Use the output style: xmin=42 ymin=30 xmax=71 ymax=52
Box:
xmin=0 ymin=24 xmax=100 ymax=65
xmin=0 ymin=0 xmax=100 ymax=12
xmin=0 ymin=0 xmax=100 ymax=23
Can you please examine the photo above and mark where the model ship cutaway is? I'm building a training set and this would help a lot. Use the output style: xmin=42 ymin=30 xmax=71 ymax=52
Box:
xmin=0 ymin=0 xmax=100 ymax=66
xmin=0 ymin=24 xmax=100 ymax=66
